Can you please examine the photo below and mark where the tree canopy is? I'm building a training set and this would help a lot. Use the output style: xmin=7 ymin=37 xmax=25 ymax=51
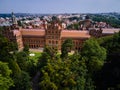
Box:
xmin=61 ymin=38 xmax=73 ymax=59
xmin=0 ymin=61 xmax=14 ymax=90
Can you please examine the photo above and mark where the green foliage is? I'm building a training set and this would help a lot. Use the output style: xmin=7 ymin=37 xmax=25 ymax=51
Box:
xmin=81 ymin=38 xmax=107 ymax=90
xmin=61 ymin=39 xmax=73 ymax=59
xmin=23 ymin=44 xmax=29 ymax=54
xmin=8 ymin=58 xmax=21 ymax=75
xmin=97 ymin=35 xmax=113 ymax=45
xmin=39 ymin=59 xmax=76 ymax=90
xmin=28 ymin=52 xmax=41 ymax=77
xmin=0 ymin=35 xmax=21 ymax=75
xmin=91 ymin=15 xmax=120 ymax=28
xmin=81 ymin=38 xmax=106 ymax=73
xmin=0 ymin=34 xmax=32 ymax=90
xmin=70 ymin=52 xmax=87 ymax=90
xmin=84 ymin=77 xmax=95 ymax=90
xmin=16 ymin=51 xmax=29 ymax=71
xmin=0 ymin=35 xmax=18 ymax=62
xmin=107 ymin=32 xmax=120 ymax=55
xmin=0 ymin=26 xmax=3 ymax=34
xmin=0 ymin=35 xmax=11 ymax=61
xmin=67 ymin=23 xmax=80 ymax=30
xmin=52 ymin=16 xmax=57 ymax=20
xmin=44 ymin=46 xmax=58 ymax=59
xmin=38 ymin=46 xmax=59 ymax=69
xmin=17 ymin=20 xmax=22 ymax=26
xmin=0 ymin=61 xmax=14 ymax=90
xmin=38 ymin=51 xmax=51 ymax=69
xmin=29 ymin=52 xmax=42 ymax=62
xmin=1 ymin=24 xmax=120 ymax=90
xmin=98 ymin=31 xmax=120 ymax=61
xmin=95 ymin=31 xmax=120 ymax=89
xmin=11 ymin=71 xmax=31 ymax=90
xmin=39 ymin=50 xmax=88 ymax=90
xmin=68 ymin=16 xmax=81 ymax=22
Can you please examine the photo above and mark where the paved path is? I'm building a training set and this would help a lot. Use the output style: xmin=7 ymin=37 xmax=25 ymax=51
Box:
xmin=32 ymin=71 xmax=40 ymax=90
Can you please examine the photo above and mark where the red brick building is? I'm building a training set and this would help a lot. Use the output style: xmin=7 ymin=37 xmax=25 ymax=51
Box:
xmin=2 ymin=13 xmax=120 ymax=51
xmin=2 ymin=23 xmax=120 ymax=51
xmin=21 ymin=23 xmax=90 ymax=51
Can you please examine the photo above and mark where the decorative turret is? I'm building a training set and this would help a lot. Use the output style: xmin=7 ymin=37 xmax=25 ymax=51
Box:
xmin=46 ymin=20 xmax=62 ymax=30
xmin=79 ymin=15 xmax=93 ymax=30
xmin=43 ymin=20 xmax=48 ymax=29
xmin=11 ymin=12 xmax=18 ymax=28
xmin=89 ymin=28 xmax=103 ymax=38
xmin=45 ymin=20 xmax=62 ymax=50
xmin=12 ymin=12 xmax=17 ymax=25
xmin=82 ymin=15 xmax=92 ymax=30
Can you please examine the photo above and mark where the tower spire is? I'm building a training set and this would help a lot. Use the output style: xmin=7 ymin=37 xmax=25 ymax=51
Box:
xmin=11 ymin=12 xmax=18 ymax=26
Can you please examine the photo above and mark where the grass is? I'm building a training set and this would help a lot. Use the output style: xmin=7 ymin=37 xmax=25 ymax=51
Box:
xmin=28 ymin=50 xmax=74 ymax=65
xmin=29 ymin=51 xmax=42 ymax=65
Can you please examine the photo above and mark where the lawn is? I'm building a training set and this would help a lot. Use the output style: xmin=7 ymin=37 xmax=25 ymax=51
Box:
xmin=29 ymin=51 xmax=42 ymax=65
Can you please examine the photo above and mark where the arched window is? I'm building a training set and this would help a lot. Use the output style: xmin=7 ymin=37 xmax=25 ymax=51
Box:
xmin=56 ymin=41 xmax=58 ymax=44
xmin=49 ymin=40 xmax=51 ymax=44
xmin=52 ymin=40 xmax=54 ymax=44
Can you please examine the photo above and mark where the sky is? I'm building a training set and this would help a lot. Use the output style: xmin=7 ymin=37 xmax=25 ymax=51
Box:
xmin=0 ymin=0 xmax=120 ymax=14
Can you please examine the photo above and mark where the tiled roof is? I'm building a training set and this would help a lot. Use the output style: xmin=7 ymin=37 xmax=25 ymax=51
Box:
xmin=21 ymin=29 xmax=45 ymax=36
xmin=102 ymin=28 xmax=120 ymax=34
xmin=21 ymin=29 xmax=91 ymax=38
xmin=61 ymin=30 xmax=90 ymax=38
xmin=21 ymin=28 xmax=120 ymax=38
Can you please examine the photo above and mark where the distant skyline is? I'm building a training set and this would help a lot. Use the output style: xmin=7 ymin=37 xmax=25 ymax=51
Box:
xmin=0 ymin=0 xmax=120 ymax=14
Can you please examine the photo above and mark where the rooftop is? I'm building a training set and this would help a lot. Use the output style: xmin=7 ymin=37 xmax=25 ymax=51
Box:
xmin=21 ymin=29 xmax=45 ymax=36
xmin=102 ymin=28 xmax=120 ymax=34
xmin=62 ymin=30 xmax=90 ymax=38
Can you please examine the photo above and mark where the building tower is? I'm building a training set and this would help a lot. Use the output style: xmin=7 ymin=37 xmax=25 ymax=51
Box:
xmin=83 ymin=15 xmax=92 ymax=30
xmin=2 ymin=12 xmax=24 ymax=51
xmin=45 ymin=21 xmax=62 ymax=50
xmin=11 ymin=12 xmax=18 ymax=28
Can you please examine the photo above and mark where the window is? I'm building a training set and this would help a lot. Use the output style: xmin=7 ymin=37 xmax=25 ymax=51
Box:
xmin=52 ymin=36 xmax=54 ymax=39
xmin=52 ymin=40 xmax=54 ymax=44
xmin=56 ymin=41 xmax=58 ymax=44
xmin=48 ymin=31 xmax=50 ymax=33
xmin=56 ymin=36 xmax=59 ymax=38
xmin=49 ymin=40 xmax=51 ymax=44
xmin=52 ymin=31 xmax=54 ymax=34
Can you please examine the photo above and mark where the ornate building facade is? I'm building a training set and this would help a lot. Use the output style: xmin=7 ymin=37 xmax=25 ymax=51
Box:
xmin=2 ymin=24 xmax=120 ymax=51
xmin=21 ymin=23 xmax=90 ymax=51
xmin=2 ymin=13 xmax=120 ymax=51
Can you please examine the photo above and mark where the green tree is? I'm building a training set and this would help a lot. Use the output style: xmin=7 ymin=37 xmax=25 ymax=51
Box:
xmin=17 ymin=20 xmax=22 ymax=26
xmin=0 ymin=33 xmax=32 ymax=90
xmin=11 ymin=71 xmax=31 ymax=90
xmin=0 ymin=35 xmax=11 ymax=62
xmin=70 ymin=52 xmax=87 ymax=90
xmin=0 ymin=61 xmax=14 ymax=90
xmin=0 ymin=26 xmax=3 ymax=34
xmin=16 ymin=51 xmax=29 ymax=71
xmin=91 ymin=14 xmax=120 ymax=28
xmin=81 ymin=38 xmax=106 ymax=90
xmin=81 ymin=38 xmax=106 ymax=74
xmin=39 ymin=59 xmax=76 ymax=90
xmin=43 ymin=46 xmax=57 ymax=59
xmin=0 ymin=34 xmax=18 ymax=62
xmin=23 ymin=44 xmax=29 ymax=54
xmin=0 ymin=35 xmax=21 ymax=75
xmin=52 ymin=16 xmax=58 ymax=21
xmin=61 ymin=39 xmax=73 ymax=59
xmin=38 ymin=46 xmax=58 ymax=69
xmin=96 ymin=32 xmax=120 ymax=89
